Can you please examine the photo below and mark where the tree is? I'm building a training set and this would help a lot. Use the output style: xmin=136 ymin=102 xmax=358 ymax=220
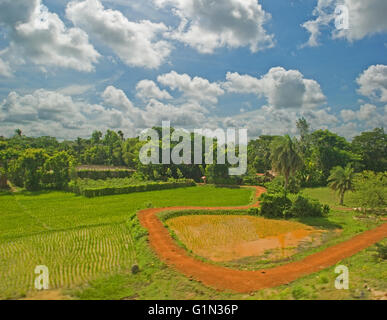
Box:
xmin=352 ymin=128 xmax=387 ymax=172
xmin=18 ymin=149 xmax=48 ymax=191
xmin=270 ymin=135 xmax=303 ymax=191
xmin=310 ymin=130 xmax=360 ymax=181
xmin=353 ymin=171 xmax=386 ymax=212
xmin=118 ymin=130 xmax=124 ymax=141
xmin=43 ymin=152 xmax=74 ymax=189
xmin=15 ymin=129 xmax=22 ymax=137
xmin=91 ymin=131 xmax=102 ymax=145
xmin=328 ymin=164 xmax=355 ymax=205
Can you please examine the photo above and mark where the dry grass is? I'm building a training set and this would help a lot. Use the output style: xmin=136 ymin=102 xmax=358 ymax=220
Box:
xmin=167 ymin=215 xmax=323 ymax=262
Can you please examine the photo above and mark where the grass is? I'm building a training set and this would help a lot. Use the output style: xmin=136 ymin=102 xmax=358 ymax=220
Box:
xmin=73 ymin=186 xmax=386 ymax=300
xmin=1 ymin=184 xmax=386 ymax=300
xmin=302 ymin=187 xmax=358 ymax=208
xmin=0 ymin=185 xmax=252 ymax=299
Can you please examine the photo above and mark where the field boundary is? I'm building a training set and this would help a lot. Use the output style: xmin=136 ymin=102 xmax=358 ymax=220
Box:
xmin=138 ymin=186 xmax=387 ymax=293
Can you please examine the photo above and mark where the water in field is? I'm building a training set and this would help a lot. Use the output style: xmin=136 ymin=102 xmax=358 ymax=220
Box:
xmin=167 ymin=215 xmax=326 ymax=262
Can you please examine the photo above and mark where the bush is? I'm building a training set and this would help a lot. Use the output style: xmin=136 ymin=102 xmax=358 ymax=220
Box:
xmin=375 ymin=243 xmax=387 ymax=260
xmin=259 ymin=193 xmax=292 ymax=218
xmin=69 ymin=178 xmax=196 ymax=198
xmin=265 ymin=176 xmax=301 ymax=194
xmin=76 ymin=169 xmax=134 ymax=180
xmin=259 ymin=192 xmax=329 ymax=218
xmin=285 ymin=195 xmax=330 ymax=218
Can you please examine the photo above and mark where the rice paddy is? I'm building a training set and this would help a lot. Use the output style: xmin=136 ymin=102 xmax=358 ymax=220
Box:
xmin=0 ymin=186 xmax=253 ymax=299
xmin=166 ymin=215 xmax=325 ymax=262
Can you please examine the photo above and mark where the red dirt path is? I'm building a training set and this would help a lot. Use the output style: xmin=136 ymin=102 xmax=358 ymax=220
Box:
xmin=138 ymin=186 xmax=387 ymax=293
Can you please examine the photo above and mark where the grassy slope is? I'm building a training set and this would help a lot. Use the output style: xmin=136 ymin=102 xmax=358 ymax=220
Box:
xmin=0 ymin=186 xmax=252 ymax=299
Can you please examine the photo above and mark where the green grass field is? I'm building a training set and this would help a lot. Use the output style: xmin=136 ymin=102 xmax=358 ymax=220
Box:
xmin=0 ymin=186 xmax=252 ymax=299
xmin=0 ymin=186 xmax=385 ymax=300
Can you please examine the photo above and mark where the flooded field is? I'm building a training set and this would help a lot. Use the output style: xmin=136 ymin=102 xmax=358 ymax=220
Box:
xmin=167 ymin=215 xmax=326 ymax=262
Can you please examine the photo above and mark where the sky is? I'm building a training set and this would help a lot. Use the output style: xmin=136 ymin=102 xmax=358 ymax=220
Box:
xmin=0 ymin=0 xmax=386 ymax=140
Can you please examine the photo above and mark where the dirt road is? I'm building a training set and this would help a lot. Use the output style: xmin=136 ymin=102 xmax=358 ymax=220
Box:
xmin=138 ymin=186 xmax=387 ymax=293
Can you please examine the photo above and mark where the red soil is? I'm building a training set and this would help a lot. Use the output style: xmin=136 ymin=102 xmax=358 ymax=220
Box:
xmin=138 ymin=186 xmax=387 ymax=293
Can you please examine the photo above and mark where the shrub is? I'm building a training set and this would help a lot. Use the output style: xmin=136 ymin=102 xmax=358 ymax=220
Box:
xmin=375 ymin=243 xmax=387 ymax=260
xmin=259 ymin=193 xmax=292 ymax=218
xmin=76 ymin=169 xmax=134 ymax=180
xmin=265 ymin=176 xmax=301 ymax=194
xmin=259 ymin=192 xmax=328 ymax=218
xmin=285 ymin=195 xmax=329 ymax=218
xmin=69 ymin=178 xmax=196 ymax=198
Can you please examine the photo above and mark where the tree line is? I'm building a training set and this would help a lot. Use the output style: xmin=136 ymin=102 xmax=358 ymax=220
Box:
xmin=0 ymin=122 xmax=386 ymax=193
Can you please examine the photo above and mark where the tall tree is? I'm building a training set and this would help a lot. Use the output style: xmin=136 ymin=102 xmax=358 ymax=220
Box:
xmin=270 ymin=135 xmax=303 ymax=191
xmin=352 ymin=128 xmax=387 ymax=172
xmin=328 ymin=164 xmax=355 ymax=205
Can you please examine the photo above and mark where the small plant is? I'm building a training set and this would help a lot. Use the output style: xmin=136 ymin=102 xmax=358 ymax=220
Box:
xmin=375 ymin=243 xmax=387 ymax=260
xmin=291 ymin=286 xmax=309 ymax=300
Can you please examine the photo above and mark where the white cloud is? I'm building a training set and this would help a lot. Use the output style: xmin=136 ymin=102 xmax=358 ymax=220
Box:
xmin=0 ymin=89 xmax=135 ymax=139
xmin=357 ymin=64 xmax=387 ymax=103
xmin=341 ymin=104 xmax=386 ymax=129
xmin=136 ymin=80 xmax=172 ymax=101
xmin=154 ymin=0 xmax=274 ymax=54
xmin=302 ymin=0 xmax=387 ymax=47
xmin=224 ymin=67 xmax=326 ymax=109
xmin=0 ymin=57 xmax=12 ymax=77
xmin=0 ymin=0 xmax=100 ymax=72
xmin=66 ymin=0 xmax=172 ymax=69
xmin=157 ymin=71 xmax=224 ymax=104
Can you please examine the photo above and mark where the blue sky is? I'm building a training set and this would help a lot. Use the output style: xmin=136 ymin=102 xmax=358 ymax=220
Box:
xmin=0 ymin=0 xmax=386 ymax=140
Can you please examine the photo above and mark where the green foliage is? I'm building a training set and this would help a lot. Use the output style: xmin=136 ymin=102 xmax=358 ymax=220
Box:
xmin=18 ymin=149 xmax=47 ymax=191
xmin=42 ymin=151 xmax=74 ymax=189
xmin=352 ymin=128 xmax=387 ymax=172
xmin=68 ymin=178 xmax=196 ymax=197
xmin=270 ymin=135 xmax=303 ymax=190
xmin=259 ymin=193 xmax=292 ymax=218
xmin=259 ymin=189 xmax=328 ymax=219
xmin=286 ymin=195 xmax=330 ymax=218
xmin=76 ymin=168 xmax=134 ymax=180
xmin=353 ymin=171 xmax=387 ymax=211
xmin=266 ymin=176 xmax=301 ymax=194
xmin=328 ymin=164 xmax=355 ymax=205
xmin=0 ymin=167 xmax=8 ymax=189
xmin=375 ymin=243 xmax=387 ymax=260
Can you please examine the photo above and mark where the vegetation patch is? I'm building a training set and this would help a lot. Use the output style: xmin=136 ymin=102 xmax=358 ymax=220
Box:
xmin=68 ymin=178 xmax=196 ymax=197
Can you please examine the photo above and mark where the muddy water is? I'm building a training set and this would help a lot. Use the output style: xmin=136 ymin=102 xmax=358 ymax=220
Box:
xmin=193 ymin=228 xmax=325 ymax=262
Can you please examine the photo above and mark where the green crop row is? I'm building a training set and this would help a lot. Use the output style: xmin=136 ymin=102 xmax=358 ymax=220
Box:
xmin=69 ymin=179 xmax=196 ymax=198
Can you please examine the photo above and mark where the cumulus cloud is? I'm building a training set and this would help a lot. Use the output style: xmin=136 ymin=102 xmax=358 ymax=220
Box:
xmin=302 ymin=0 xmax=387 ymax=47
xmin=224 ymin=67 xmax=326 ymax=109
xmin=357 ymin=64 xmax=387 ymax=103
xmin=157 ymin=71 xmax=224 ymax=104
xmin=341 ymin=104 xmax=386 ymax=129
xmin=154 ymin=0 xmax=274 ymax=54
xmin=66 ymin=0 xmax=172 ymax=69
xmin=136 ymin=80 xmax=172 ymax=101
xmin=0 ymin=57 xmax=12 ymax=77
xmin=0 ymin=89 xmax=134 ymax=139
xmin=0 ymin=0 xmax=100 ymax=72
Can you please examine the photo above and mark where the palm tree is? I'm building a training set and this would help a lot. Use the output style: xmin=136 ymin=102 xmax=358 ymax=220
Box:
xmin=328 ymin=164 xmax=355 ymax=205
xmin=270 ymin=135 xmax=303 ymax=191
xmin=118 ymin=130 xmax=124 ymax=141
xmin=15 ymin=129 xmax=22 ymax=137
